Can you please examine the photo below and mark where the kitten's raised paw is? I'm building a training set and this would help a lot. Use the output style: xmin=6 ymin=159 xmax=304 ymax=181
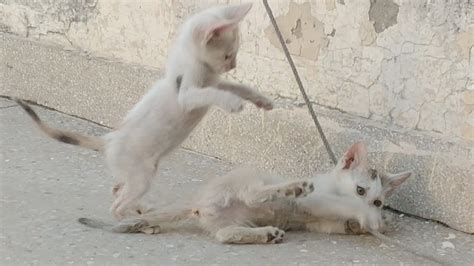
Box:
xmin=283 ymin=180 xmax=315 ymax=198
xmin=265 ymin=227 xmax=285 ymax=244
xmin=255 ymin=97 xmax=274 ymax=110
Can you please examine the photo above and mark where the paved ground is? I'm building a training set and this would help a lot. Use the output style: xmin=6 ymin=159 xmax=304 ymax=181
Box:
xmin=1 ymin=98 xmax=473 ymax=265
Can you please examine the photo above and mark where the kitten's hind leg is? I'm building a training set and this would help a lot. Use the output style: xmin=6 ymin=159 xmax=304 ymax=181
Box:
xmin=244 ymin=180 xmax=314 ymax=207
xmin=215 ymin=226 xmax=285 ymax=244
xmin=110 ymin=162 xmax=156 ymax=220
xmin=112 ymin=182 xmax=155 ymax=216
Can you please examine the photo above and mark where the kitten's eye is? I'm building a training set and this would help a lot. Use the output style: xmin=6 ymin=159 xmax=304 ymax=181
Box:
xmin=373 ymin=200 xmax=382 ymax=207
xmin=356 ymin=186 xmax=366 ymax=196
xmin=224 ymin=54 xmax=231 ymax=60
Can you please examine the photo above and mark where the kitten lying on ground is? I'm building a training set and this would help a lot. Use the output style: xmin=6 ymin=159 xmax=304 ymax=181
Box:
xmin=79 ymin=141 xmax=412 ymax=244
xmin=16 ymin=3 xmax=274 ymax=220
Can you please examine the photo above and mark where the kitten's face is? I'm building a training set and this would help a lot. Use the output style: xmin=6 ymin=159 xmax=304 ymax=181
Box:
xmin=202 ymin=27 xmax=241 ymax=73
xmin=190 ymin=3 xmax=251 ymax=73
xmin=333 ymin=142 xmax=412 ymax=209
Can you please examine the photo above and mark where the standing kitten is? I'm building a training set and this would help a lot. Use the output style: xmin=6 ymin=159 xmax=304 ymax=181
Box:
xmin=16 ymin=3 xmax=273 ymax=219
xmin=80 ymin=141 xmax=412 ymax=244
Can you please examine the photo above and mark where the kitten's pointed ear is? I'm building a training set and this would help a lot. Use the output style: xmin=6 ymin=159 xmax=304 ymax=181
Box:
xmin=202 ymin=20 xmax=237 ymax=43
xmin=336 ymin=141 xmax=368 ymax=171
xmin=200 ymin=3 xmax=252 ymax=43
xmin=222 ymin=3 xmax=253 ymax=22
xmin=381 ymin=171 xmax=412 ymax=197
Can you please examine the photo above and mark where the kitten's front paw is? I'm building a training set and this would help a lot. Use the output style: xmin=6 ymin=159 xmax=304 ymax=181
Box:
xmin=264 ymin=227 xmax=285 ymax=244
xmin=345 ymin=219 xmax=366 ymax=234
xmin=255 ymin=96 xmax=274 ymax=111
xmin=282 ymin=180 xmax=315 ymax=198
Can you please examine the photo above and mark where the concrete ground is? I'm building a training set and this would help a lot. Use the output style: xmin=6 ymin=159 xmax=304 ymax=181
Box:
xmin=1 ymin=98 xmax=473 ymax=265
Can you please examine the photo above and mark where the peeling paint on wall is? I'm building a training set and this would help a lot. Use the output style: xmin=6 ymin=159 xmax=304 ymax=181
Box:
xmin=369 ymin=0 xmax=399 ymax=33
xmin=264 ymin=1 xmax=327 ymax=61
xmin=456 ymin=26 xmax=474 ymax=59
xmin=1 ymin=0 xmax=473 ymax=141
xmin=359 ymin=19 xmax=377 ymax=45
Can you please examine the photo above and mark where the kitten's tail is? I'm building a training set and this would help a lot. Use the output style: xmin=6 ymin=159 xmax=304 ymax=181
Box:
xmin=78 ymin=208 xmax=197 ymax=233
xmin=78 ymin=217 xmax=114 ymax=230
xmin=14 ymin=99 xmax=105 ymax=151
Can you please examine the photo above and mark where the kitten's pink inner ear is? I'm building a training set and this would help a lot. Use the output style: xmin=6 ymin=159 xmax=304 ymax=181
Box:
xmin=342 ymin=141 xmax=368 ymax=170
xmin=204 ymin=21 xmax=236 ymax=42
xmin=343 ymin=157 xmax=355 ymax=170
xmin=383 ymin=171 xmax=412 ymax=197
xmin=389 ymin=171 xmax=412 ymax=187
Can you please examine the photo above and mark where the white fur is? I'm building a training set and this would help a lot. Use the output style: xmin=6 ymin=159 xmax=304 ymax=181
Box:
xmin=117 ymin=142 xmax=412 ymax=244
xmin=105 ymin=3 xmax=274 ymax=219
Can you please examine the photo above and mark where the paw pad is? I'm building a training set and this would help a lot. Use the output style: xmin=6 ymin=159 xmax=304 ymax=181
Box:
xmin=140 ymin=225 xmax=161 ymax=235
xmin=345 ymin=219 xmax=364 ymax=234
xmin=285 ymin=181 xmax=314 ymax=198
xmin=266 ymin=229 xmax=285 ymax=244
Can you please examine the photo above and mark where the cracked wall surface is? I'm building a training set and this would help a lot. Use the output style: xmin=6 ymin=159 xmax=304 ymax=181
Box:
xmin=1 ymin=0 xmax=472 ymax=141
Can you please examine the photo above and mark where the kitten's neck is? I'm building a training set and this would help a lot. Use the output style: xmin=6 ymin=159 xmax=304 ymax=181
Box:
xmin=166 ymin=47 xmax=220 ymax=87
xmin=182 ymin=58 xmax=220 ymax=87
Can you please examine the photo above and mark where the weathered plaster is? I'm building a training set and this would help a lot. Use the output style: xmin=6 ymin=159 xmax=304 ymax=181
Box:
xmin=264 ymin=1 xmax=327 ymax=60
xmin=369 ymin=0 xmax=399 ymax=33
xmin=1 ymin=0 xmax=472 ymax=140
xmin=456 ymin=26 xmax=474 ymax=59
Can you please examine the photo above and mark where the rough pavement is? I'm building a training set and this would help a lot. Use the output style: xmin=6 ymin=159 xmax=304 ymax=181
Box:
xmin=1 ymin=98 xmax=473 ymax=265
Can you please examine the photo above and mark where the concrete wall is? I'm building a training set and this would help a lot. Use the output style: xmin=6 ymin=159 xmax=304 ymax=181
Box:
xmin=2 ymin=0 xmax=473 ymax=140
xmin=1 ymin=0 xmax=473 ymax=233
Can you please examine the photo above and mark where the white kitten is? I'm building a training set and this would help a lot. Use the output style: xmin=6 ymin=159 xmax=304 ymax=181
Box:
xmin=15 ymin=3 xmax=273 ymax=220
xmin=80 ymin=141 xmax=412 ymax=244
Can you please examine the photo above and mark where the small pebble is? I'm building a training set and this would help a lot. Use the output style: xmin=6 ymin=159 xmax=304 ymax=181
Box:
xmin=441 ymin=241 xmax=455 ymax=249
xmin=445 ymin=233 xmax=456 ymax=240
xmin=300 ymin=249 xmax=308 ymax=253
xmin=112 ymin=253 xmax=120 ymax=258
